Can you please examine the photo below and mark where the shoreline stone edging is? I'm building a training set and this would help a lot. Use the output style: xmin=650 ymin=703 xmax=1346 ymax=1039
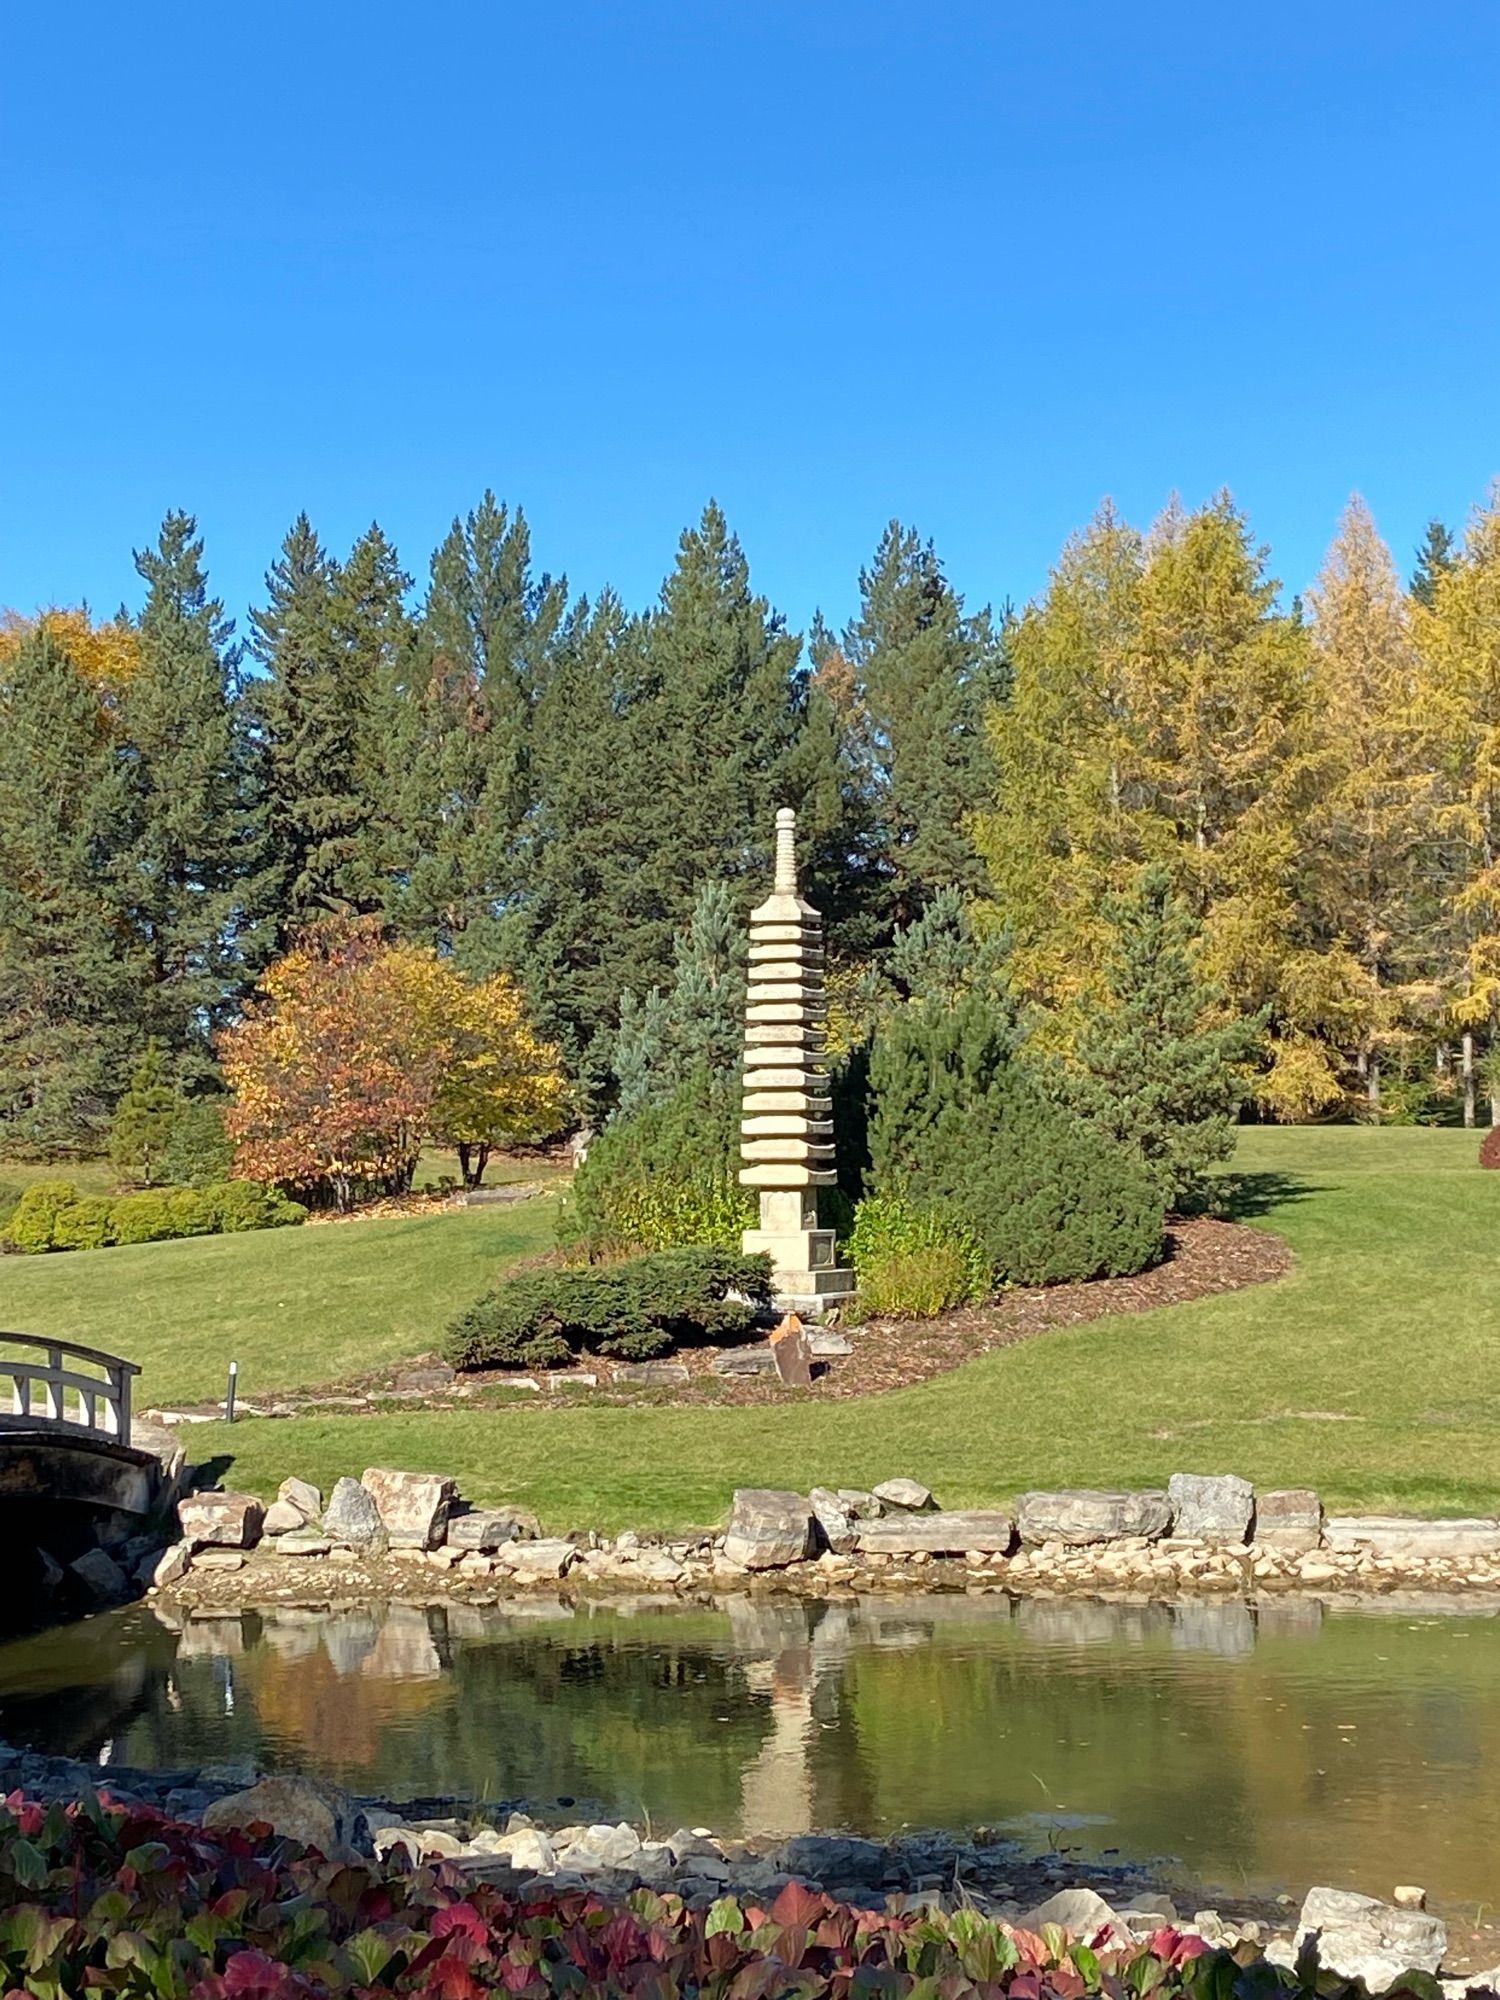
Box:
xmin=0 ymin=1740 xmax=1492 ymax=1996
xmin=96 ymin=1466 xmax=1500 ymax=1616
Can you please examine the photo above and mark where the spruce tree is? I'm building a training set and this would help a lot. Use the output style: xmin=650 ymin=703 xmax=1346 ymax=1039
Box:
xmin=248 ymin=515 xmax=384 ymax=934
xmin=609 ymin=880 xmax=748 ymax=1114
xmin=333 ymin=523 xmax=417 ymax=914
xmin=1411 ymin=518 xmax=1456 ymax=609
xmin=109 ymin=1041 xmax=178 ymax=1185
xmin=122 ymin=511 xmax=256 ymax=1082
xmin=1067 ymin=865 xmax=1261 ymax=1211
xmin=389 ymin=493 xmax=565 ymax=964
xmin=837 ymin=521 xmax=1008 ymax=918
xmin=0 ymin=624 xmax=141 ymax=1150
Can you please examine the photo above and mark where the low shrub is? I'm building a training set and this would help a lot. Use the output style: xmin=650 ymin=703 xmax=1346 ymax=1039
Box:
xmin=3 ymin=1177 xmax=306 ymax=1253
xmin=0 ymin=1790 xmax=1274 ymax=2000
xmin=1481 ymin=1125 xmax=1500 ymax=1169
xmin=562 ymin=1070 xmax=755 ymax=1255
xmin=848 ymin=1193 xmax=989 ymax=1318
xmin=445 ymin=1245 xmax=774 ymax=1370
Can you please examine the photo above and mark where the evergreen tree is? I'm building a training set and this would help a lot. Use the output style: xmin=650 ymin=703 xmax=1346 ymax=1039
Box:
xmin=1066 ymin=866 xmax=1262 ymax=1211
xmin=0 ymin=623 xmax=140 ymax=1150
xmin=389 ymin=493 xmax=565 ymax=964
xmin=333 ymin=523 xmax=417 ymax=913
xmin=121 ymin=511 xmax=256 ymax=1083
xmin=609 ymin=879 xmax=748 ymax=1115
xmin=248 ymin=515 xmax=383 ymax=934
xmin=836 ymin=521 xmax=1007 ymax=918
xmin=108 ymin=1041 xmax=178 ymax=1185
xmin=1411 ymin=518 xmax=1456 ymax=609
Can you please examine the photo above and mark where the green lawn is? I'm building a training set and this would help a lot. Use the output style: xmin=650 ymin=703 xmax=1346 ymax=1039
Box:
xmin=0 ymin=1197 xmax=559 ymax=1406
xmin=6 ymin=1127 xmax=1500 ymax=1527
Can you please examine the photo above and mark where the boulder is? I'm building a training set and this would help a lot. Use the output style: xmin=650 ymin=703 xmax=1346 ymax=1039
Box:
xmin=178 ymin=1491 xmax=264 ymax=1550
xmin=872 ymin=1477 xmax=935 ymax=1512
xmin=361 ymin=1468 xmax=457 ymax=1549
xmin=262 ymin=1500 xmax=307 ymax=1537
xmin=203 ymin=1775 xmax=364 ymax=1861
xmin=710 ymin=1346 xmax=779 ymax=1378
xmin=151 ymin=1542 xmax=191 ymax=1589
xmin=1294 ymin=1886 xmax=1447 ymax=1992
xmin=446 ymin=1509 xmax=530 ymax=1552
xmin=498 ymin=1538 xmax=578 ymax=1578
xmin=491 ymin=1827 xmax=557 ymax=1872
xmin=836 ymin=1488 xmax=884 ymax=1520
xmin=770 ymin=1314 xmax=814 ymax=1387
xmin=277 ymin=1477 xmax=322 ymax=1521
xmin=1016 ymin=1489 xmax=1172 ymax=1546
xmin=1168 ymin=1472 xmax=1254 ymax=1545
xmin=808 ymin=1487 xmax=857 ymax=1553
xmin=70 ymin=1547 xmax=130 ymax=1605
xmin=776 ymin=1834 xmax=887 ymax=1884
xmin=558 ymin=1822 xmax=641 ymax=1870
xmin=1018 ymin=1887 xmax=1130 ymax=1941
xmin=855 ymin=1510 xmax=1014 ymax=1556
xmin=722 ymin=1489 xmax=816 ymax=1569
xmin=272 ymin=1532 xmax=331 ymax=1557
xmin=1254 ymin=1488 xmax=1323 ymax=1552
xmin=1323 ymin=1517 xmax=1500 ymax=1560
xmin=323 ymin=1477 xmax=387 ymax=1550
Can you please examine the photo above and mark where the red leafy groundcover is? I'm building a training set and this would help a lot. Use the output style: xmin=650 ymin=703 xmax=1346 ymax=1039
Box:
xmin=0 ymin=1791 xmax=1419 ymax=2000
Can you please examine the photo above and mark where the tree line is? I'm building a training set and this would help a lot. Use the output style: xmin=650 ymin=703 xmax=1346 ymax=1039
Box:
xmin=1 ymin=483 xmax=1496 ymax=1156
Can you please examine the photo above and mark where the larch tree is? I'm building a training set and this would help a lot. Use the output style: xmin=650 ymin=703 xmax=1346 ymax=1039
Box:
xmin=121 ymin=511 xmax=257 ymax=1083
xmin=1411 ymin=487 xmax=1500 ymax=1124
xmin=1304 ymin=496 xmax=1435 ymax=1110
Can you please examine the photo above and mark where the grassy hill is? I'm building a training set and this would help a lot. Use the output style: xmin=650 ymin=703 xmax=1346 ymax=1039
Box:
xmin=4 ymin=1126 xmax=1498 ymax=1526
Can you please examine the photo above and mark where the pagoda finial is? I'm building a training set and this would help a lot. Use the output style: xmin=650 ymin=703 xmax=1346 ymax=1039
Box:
xmin=773 ymin=805 xmax=798 ymax=894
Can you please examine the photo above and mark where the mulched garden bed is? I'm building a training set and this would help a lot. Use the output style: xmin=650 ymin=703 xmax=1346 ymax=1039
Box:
xmin=149 ymin=1218 xmax=1290 ymax=1424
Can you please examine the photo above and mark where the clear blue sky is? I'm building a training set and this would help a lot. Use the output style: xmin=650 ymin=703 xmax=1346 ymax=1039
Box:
xmin=3 ymin=2 xmax=1497 ymax=641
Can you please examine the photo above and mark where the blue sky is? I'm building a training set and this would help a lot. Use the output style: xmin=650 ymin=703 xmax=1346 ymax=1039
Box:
xmin=3 ymin=2 xmax=1498 ymax=641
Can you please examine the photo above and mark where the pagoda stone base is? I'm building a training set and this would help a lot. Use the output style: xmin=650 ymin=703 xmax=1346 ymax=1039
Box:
xmin=743 ymin=1188 xmax=855 ymax=1314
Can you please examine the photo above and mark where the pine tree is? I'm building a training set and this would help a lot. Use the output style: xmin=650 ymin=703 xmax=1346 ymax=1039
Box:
xmin=248 ymin=515 xmax=383 ymax=934
xmin=1066 ymin=866 xmax=1261 ymax=1210
xmin=333 ymin=523 xmax=417 ymax=914
xmin=121 ymin=511 xmax=256 ymax=1083
xmin=0 ymin=623 xmax=141 ymax=1150
xmin=1305 ymin=497 xmax=1435 ymax=1109
xmin=109 ymin=1041 xmax=179 ymax=1185
xmin=836 ymin=521 xmax=1007 ymax=918
xmin=1411 ymin=518 xmax=1456 ymax=609
xmin=389 ymin=493 xmax=565 ymax=964
xmin=609 ymin=879 xmax=748 ymax=1114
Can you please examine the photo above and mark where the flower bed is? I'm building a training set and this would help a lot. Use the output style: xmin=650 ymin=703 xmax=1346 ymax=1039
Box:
xmin=0 ymin=1789 xmax=1309 ymax=2000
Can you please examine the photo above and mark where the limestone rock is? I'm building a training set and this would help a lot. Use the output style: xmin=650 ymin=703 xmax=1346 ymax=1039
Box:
xmin=836 ymin=1488 xmax=884 ymax=1519
xmin=872 ymin=1478 xmax=935 ymax=1512
xmin=1168 ymin=1472 xmax=1254 ymax=1545
xmin=722 ymin=1489 xmax=815 ymax=1568
xmin=195 ymin=1550 xmax=246 ymax=1571
xmin=1019 ymin=1887 xmax=1130 ymax=1940
xmin=770 ymin=1314 xmax=813 ymax=1388
xmin=446 ymin=1509 xmax=532 ymax=1551
xmin=1323 ymin=1516 xmax=1500 ymax=1560
xmin=1294 ymin=1886 xmax=1447 ymax=1992
xmin=492 ymin=1827 xmax=557 ymax=1872
xmin=179 ymin=1491 xmax=264 ymax=1550
xmin=151 ymin=1542 xmax=191 ymax=1589
xmin=559 ymin=1822 xmax=641 ymax=1870
xmin=262 ymin=1500 xmax=307 ymax=1537
xmin=272 ymin=1532 xmax=331 ymax=1557
xmin=323 ymin=1477 xmax=387 ymax=1550
xmin=808 ymin=1331 xmax=852 ymax=1359
xmin=1017 ymin=1489 xmax=1172 ymax=1546
xmin=70 ymin=1547 xmax=130 ymax=1605
xmin=1254 ymin=1488 xmax=1323 ymax=1552
xmin=277 ymin=1476 xmax=322 ymax=1520
xmin=710 ymin=1346 xmax=779 ymax=1378
xmin=808 ymin=1487 xmax=857 ymax=1553
xmin=203 ymin=1775 xmax=363 ymax=1860
xmin=855 ymin=1510 xmax=1014 ymax=1556
xmin=498 ymin=1538 xmax=577 ymax=1578
xmin=361 ymin=1467 xmax=457 ymax=1549
xmin=611 ymin=1360 xmax=690 ymax=1387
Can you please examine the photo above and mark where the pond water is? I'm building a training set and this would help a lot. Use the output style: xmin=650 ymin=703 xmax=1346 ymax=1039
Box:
xmin=2 ymin=1590 xmax=1497 ymax=1913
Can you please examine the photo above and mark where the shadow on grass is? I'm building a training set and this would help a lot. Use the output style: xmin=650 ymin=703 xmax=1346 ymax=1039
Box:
xmin=1218 ymin=1170 xmax=1326 ymax=1220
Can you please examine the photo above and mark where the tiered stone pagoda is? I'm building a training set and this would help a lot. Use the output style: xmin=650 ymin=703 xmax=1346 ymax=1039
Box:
xmin=739 ymin=807 xmax=854 ymax=1312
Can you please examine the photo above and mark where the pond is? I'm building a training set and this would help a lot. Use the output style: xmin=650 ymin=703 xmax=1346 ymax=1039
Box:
xmin=2 ymin=1590 xmax=1497 ymax=1915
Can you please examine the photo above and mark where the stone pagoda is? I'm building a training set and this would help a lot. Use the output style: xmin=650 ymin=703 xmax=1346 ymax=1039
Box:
xmin=739 ymin=807 xmax=855 ymax=1312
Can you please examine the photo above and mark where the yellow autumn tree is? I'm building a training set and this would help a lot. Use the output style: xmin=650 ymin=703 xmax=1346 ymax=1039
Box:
xmin=1411 ymin=485 xmax=1500 ymax=1124
xmin=0 ymin=608 xmax=140 ymax=700
xmin=1304 ymin=496 xmax=1436 ymax=1114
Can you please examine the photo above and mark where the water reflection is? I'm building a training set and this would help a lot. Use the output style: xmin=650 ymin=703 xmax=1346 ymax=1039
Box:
xmin=2 ymin=1590 xmax=1498 ymax=1909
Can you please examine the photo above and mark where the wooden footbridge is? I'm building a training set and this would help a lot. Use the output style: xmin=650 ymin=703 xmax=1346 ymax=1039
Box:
xmin=0 ymin=1331 xmax=164 ymax=1530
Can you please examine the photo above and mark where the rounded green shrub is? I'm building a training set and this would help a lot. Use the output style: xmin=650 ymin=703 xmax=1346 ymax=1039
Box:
xmin=562 ymin=1070 xmax=755 ymax=1255
xmin=198 ymin=1179 xmax=308 ymax=1233
xmin=6 ymin=1181 xmax=86 ymax=1253
xmin=52 ymin=1194 xmax=117 ymax=1252
xmin=848 ymin=1194 xmax=989 ymax=1318
xmin=111 ymin=1189 xmax=185 ymax=1245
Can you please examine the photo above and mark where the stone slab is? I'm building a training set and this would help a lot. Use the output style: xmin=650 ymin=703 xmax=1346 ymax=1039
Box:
xmin=1254 ymin=1488 xmax=1323 ymax=1552
xmin=1323 ymin=1516 xmax=1500 ymax=1559
xmin=856 ymin=1511 xmax=1015 ymax=1556
xmin=1017 ymin=1489 xmax=1173 ymax=1546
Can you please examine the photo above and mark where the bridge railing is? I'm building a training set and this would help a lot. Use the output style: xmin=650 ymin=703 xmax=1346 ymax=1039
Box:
xmin=0 ymin=1333 xmax=139 ymax=1446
